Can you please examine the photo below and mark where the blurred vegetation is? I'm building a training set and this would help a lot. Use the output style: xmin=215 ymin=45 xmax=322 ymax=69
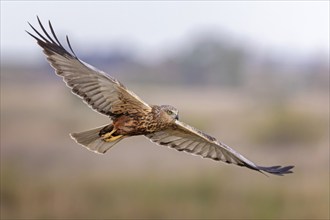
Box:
xmin=250 ymin=105 xmax=327 ymax=146
xmin=1 ymin=165 xmax=329 ymax=219
xmin=1 ymin=31 xmax=329 ymax=219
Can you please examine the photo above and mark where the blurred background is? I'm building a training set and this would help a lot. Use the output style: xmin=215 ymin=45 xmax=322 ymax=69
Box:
xmin=1 ymin=1 xmax=329 ymax=219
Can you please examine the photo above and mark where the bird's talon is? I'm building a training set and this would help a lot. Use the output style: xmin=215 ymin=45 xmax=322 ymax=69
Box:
xmin=104 ymin=135 xmax=123 ymax=142
xmin=101 ymin=129 xmax=117 ymax=139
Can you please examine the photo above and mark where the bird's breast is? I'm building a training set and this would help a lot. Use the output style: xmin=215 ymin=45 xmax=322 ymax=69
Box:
xmin=113 ymin=110 xmax=171 ymax=136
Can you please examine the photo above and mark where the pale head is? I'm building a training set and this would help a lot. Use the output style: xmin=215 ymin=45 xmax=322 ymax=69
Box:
xmin=160 ymin=105 xmax=179 ymax=120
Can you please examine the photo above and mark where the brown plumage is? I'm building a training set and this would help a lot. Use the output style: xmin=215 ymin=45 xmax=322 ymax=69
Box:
xmin=27 ymin=17 xmax=294 ymax=176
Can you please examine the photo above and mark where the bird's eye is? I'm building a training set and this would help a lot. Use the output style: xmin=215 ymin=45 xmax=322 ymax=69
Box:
xmin=166 ymin=110 xmax=172 ymax=115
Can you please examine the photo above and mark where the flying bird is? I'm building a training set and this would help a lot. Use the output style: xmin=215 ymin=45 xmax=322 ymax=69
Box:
xmin=27 ymin=17 xmax=294 ymax=176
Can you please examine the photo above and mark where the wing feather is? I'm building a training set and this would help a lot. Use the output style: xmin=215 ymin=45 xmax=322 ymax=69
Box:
xmin=146 ymin=120 xmax=294 ymax=176
xmin=27 ymin=17 xmax=151 ymax=118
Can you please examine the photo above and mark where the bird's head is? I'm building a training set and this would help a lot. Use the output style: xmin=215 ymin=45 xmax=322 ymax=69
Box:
xmin=160 ymin=105 xmax=179 ymax=120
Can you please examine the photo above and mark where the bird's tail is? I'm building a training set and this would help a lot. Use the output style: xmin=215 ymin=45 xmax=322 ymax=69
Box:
xmin=70 ymin=124 xmax=124 ymax=154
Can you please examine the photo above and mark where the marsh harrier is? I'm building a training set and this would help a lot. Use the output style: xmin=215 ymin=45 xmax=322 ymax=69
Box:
xmin=27 ymin=17 xmax=294 ymax=176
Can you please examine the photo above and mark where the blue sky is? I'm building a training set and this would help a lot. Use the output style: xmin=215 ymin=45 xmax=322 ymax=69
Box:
xmin=1 ymin=1 xmax=329 ymax=63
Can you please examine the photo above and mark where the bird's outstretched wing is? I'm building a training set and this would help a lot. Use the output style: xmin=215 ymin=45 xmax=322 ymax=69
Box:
xmin=146 ymin=120 xmax=294 ymax=176
xmin=27 ymin=17 xmax=151 ymax=118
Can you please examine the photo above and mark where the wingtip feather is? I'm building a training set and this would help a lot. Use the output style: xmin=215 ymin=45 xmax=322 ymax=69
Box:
xmin=258 ymin=165 xmax=294 ymax=176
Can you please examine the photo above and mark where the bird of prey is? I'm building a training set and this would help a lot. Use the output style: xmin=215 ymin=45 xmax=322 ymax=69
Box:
xmin=27 ymin=17 xmax=294 ymax=176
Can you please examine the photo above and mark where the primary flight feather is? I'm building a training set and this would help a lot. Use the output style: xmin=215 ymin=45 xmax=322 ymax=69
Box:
xmin=27 ymin=17 xmax=294 ymax=176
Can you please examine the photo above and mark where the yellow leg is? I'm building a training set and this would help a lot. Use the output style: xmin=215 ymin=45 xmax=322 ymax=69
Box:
xmin=101 ymin=128 xmax=123 ymax=142
xmin=101 ymin=128 xmax=117 ymax=139
xmin=104 ymin=135 xmax=123 ymax=142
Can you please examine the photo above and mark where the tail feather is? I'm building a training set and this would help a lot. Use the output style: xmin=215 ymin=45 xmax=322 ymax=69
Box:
xmin=70 ymin=125 xmax=124 ymax=154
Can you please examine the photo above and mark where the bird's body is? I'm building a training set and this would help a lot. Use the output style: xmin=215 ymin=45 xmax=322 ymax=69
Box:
xmin=27 ymin=17 xmax=294 ymax=176
xmin=100 ymin=105 xmax=177 ymax=140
